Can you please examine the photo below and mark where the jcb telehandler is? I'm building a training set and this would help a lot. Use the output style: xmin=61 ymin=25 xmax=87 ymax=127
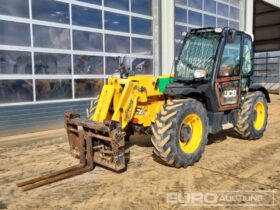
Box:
xmin=18 ymin=27 xmax=269 ymax=190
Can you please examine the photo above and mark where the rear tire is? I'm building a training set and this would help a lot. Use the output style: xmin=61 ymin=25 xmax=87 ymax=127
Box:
xmin=234 ymin=91 xmax=268 ymax=140
xmin=151 ymin=99 xmax=208 ymax=168
xmin=86 ymin=95 xmax=99 ymax=119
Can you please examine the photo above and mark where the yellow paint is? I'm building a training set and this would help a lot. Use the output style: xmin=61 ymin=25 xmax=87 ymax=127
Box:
xmin=133 ymin=99 xmax=165 ymax=127
xmin=179 ymin=114 xmax=203 ymax=154
xmin=254 ymin=101 xmax=265 ymax=130
xmin=92 ymin=85 xmax=114 ymax=122
xmin=92 ymin=74 xmax=172 ymax=129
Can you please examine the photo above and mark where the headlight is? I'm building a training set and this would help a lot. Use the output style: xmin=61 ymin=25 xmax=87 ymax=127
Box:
xmin=194 ymin=70 xmax=207 ymax=79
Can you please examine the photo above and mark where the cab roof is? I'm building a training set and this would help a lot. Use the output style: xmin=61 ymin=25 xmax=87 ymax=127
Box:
xmin=189 ymin=27 xmax=254 ymax=41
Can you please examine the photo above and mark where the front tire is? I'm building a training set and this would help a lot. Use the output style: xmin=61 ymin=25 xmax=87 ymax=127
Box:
xmin=151 ymin=99 xmax=208 ymax=168
xmin=234 ymin=91 xmax=268 ymax=140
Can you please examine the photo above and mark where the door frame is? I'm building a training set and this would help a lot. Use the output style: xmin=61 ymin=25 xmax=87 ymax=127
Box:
xmin=214 ymin=32 xmax=244 ymax=111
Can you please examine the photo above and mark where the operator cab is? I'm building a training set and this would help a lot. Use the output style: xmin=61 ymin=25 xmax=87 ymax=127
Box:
xmin=166 ymin=27 xmax=256 ymax=113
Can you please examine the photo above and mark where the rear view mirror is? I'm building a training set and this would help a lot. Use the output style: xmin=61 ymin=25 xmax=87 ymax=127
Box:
xmin=227 ymin=29 xmax=237 ymax=43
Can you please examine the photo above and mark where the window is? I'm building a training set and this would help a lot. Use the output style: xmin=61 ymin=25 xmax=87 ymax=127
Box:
xmin=33 ymin=25 xmax=70 ymax=49
xmin=75 ymin=79 xmax=104 ymax=98
xmin=77 ymin=0 xmax=101 ymax=5
xmin=175 ymin=7 xmax=187 ymax=23
xmin=105 ymin=35 xmax=130 ymax=53
xmin=132 ymin=58 xmax=153 ymax=75
xmin=229 ymin=21 xmax=239 ymax=29
xmin=242 ymin=37 xmax=253 ymax=76
xmin=0 ymin=80 xmax=33 ymax=103
xmin=132 ymin=17 xmax=152 ymax=36
xmin=217 ymin=18 xmax=228 ymax=27
xmin=0 ymin=51 xmax=31 ymax=74
xmin=218 ymin=3 xmax=229 ymax=17
xmin=104 ymin=0 xmax=129 ymax=11
xmin=36 ymin=79 xmax=72 ymax=101
xmin=74 ymin=55 xmax=103 ymax=74
xmin=188 ymin=0 xmax=202 ymax=9
xmin=176 ymin=0 xmax=187 ymax=6
xmin=175 ymin=25 xmax=187 ymax=40
xmin=204 ymin=15 xmax=216 ymax=27
xmin=0 ymin=0 xmax=29 ymax=18
xmin=105 ymin=12 xmax=129 ymax=33
xmin=189 ymin=11 xmax=202 ymax=26
xmin=105 ymin=57 xmax=120 ymax=75
xmin=230 ymin=7 xmax=239 ymax=20
xmin=176 ymin=33 xmax=220 ymax=79
xmin=132 ymin=38 xmax=153 ymax=55
xmin=175 ymin=0 xmax=240 ymax=56
xmin=32 ymin=0 xmax=69 ymax=24
xmin=73 ymin=30 xmax=103 ymax=51
xmin=219 ymin=35 xmax=241 ymax=77
xmin=0 ymin=20 xmax=30 ymax=46
xmin=34 ymin=53 xmax=71 ymax=74
xmin=204 ymin=0 xmax=216 ymax=14
xmin=230 ymin=0 xmax=240 ymax=6
xmin=131 ymin=0 xmax=152 ymax=16
xmin=72 ymin=5 xmax=102 ymax=29
xmin=0 ymin=0 xmax=155 ymax=105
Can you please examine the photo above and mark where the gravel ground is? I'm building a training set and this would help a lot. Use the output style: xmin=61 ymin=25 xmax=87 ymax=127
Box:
xmin=0 ymin=94 xmax=279 ymax=210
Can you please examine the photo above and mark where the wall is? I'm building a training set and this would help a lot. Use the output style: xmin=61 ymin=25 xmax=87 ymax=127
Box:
xmin=0 ymin=0 xmax=157 ymax=137
xmin=0 ymin=100 xmax=89 ymax=137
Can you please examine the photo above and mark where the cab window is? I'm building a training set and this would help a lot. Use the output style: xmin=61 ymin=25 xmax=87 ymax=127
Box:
xmin=219 ymin=35 xmax=241 ymax=77
xmin=242 ymin=37 xmax=253 ymax=76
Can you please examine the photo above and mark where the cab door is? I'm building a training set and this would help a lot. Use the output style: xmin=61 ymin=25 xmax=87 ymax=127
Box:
xmin=215 ymin=34 xmax=242 ymax=111
xmin=241 ymin=35 xmax=253 ymax=91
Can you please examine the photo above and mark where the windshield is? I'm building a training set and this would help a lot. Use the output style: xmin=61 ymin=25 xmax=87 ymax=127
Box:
xmin=175 ymin=32 xmax=220 ymax=80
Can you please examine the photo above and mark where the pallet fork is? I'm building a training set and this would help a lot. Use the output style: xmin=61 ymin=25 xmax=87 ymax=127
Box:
xmin=17 ymin=112 xmax=126 ymax=191
xmin=17 ymin=131 xmax=94 ymax=191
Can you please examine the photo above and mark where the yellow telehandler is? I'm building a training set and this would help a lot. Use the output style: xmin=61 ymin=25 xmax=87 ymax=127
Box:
xmin=18 ymin=27 xmax=270 ymax=190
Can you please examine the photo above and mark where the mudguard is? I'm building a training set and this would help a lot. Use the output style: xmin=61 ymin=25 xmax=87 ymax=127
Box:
xmin=249 ymin=84 xmax=271 ymax=103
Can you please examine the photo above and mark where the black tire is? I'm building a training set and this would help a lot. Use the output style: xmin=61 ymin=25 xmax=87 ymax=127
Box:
xmin=86 ymin=95 xmax=99 ymax=119
xmin=151 ymin=99 xmax=209 ymax=168
xmin=234 ymin=91 xmax=268 ymax=140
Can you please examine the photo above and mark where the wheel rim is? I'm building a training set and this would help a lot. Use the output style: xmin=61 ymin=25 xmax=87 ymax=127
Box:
xmin=254 ymin=101 xmax=265 ymax=131
xmin=179 ymin=114 xmax=203 ymax=154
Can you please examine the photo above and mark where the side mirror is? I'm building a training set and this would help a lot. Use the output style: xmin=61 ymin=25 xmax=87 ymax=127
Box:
xmin=227 ymin=29 xmax=236 ymax=43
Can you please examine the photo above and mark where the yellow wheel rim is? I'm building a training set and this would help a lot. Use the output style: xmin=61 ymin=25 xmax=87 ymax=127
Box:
xmin=254 ymin=101 xmax=265 ymax=131
xmin=179 ymin=114 xmax=203 ymax=154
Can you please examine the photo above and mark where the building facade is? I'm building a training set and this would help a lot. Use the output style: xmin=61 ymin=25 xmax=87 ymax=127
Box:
xmin=0 ymin=0 xmax=156 ymax=105
xmin=0 ymin=0 xmax=278 ymax=136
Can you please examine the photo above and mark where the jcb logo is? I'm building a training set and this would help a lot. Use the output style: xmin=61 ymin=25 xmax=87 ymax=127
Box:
xmin=224 ymin=90 xmax=237 ymax=98
xmin=135 ymin=108 xmax=145 ymax=115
